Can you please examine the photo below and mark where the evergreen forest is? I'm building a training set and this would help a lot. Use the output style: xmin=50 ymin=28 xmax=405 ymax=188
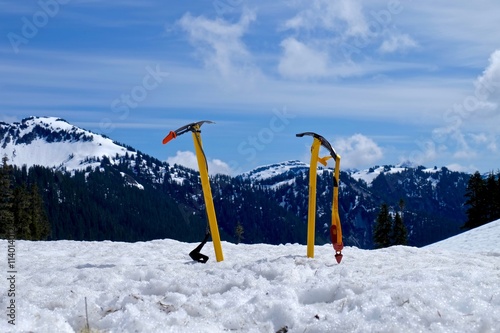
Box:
xmin=1 ymin=149 xmax=498 ymax=249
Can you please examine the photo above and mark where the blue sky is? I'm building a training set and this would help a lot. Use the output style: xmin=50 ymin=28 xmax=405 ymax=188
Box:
xmin=1 ymin=0 xmax=499 ymax=175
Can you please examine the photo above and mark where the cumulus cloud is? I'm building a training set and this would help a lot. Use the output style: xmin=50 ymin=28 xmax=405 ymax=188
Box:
xmin=475 ymin=49 xmax=500 ymax=107
xmin=178 ymin=10 xmax=256 ymax=78
xmin=335 ymin=134 xmax=383 ymax=169
xmin=166 ymin=150 xmax=234 ymax=176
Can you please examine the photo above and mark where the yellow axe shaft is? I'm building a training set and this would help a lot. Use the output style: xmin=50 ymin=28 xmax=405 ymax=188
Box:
xmin=192 ymin=126 xmax=224 ymax=262
xmin=306 ymin=138 xmax=321 ymax=258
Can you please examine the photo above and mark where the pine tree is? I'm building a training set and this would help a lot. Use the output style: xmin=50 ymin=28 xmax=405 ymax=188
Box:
xmin=235 ymin=221 xmax=244 ymax=244
xmin=12 ymin=184 xmax=32 ymax=239
xmin=496 ymin=172 xmax=500 ymax=220
xmin=463 ymin=171 xmax=488 ymax=229
xmin=392 ymin=212 xmax=408 ymax=245
xmin=29 ymin=184 xmax=51 ymax=240
xmin=373 ymin=203 xmax=392 ymax=248
xmin=0 ymin=155 xmax=14 ymax=239
xmin=485 ymin=173 xmax=499 ymax=222
xmin=399 ymin=199 xmax=405 ymax=215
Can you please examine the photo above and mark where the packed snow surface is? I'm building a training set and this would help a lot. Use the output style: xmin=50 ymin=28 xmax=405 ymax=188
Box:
xmin=425 ymin=219 xmax=500 ymax=254
xmin=2 ymin=220 xmax=500 ymax=333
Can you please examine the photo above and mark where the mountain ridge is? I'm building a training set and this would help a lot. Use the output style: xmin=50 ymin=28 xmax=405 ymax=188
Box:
xmin=1 ymin=116 xmax=471 ymax=248
xmin=1 ymin=117 xmax=470 ymax=179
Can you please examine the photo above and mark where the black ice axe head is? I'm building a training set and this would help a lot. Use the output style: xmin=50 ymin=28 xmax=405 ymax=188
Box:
xmin=163 ymin=120 xmax=215 ymax=144
xmin=296 ymin=132 xmax=338 ymax=161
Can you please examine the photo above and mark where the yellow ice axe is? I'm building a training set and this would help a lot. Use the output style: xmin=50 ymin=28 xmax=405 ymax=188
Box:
xmin=296 ymin=132 xmax=343 ymax=263
xmin=163 ymin=121 xmax=224 ymax=262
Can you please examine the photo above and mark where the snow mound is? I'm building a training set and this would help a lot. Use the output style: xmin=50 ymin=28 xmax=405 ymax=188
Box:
xmin=1 ymin=234 xmax=499 ymax=332
xmin=425 ymin=219 xmax=500 ymax=255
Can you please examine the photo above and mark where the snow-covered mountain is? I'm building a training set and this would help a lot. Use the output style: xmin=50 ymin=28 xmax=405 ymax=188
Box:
xmin=1 ymin=117 xmax=471 ymax=248
xmin=2 ymin=219 xmax=498 ymax=332
xmin=241 ymin=160 xmax=443 ymax=189
xmin=239 ymin=160 xmax=470 ymax=248
xmin=349 ymin=164 xmax=444 ymax=187
xmin=240 ymin=160 xmax=330 ymax=190
xmin=1 ymin=118 xmax=307 ymax=244
xmin=0 ymin=116 xmax=136 ymax=172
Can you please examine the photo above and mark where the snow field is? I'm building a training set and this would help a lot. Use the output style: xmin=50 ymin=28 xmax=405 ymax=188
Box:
xmin=1 ymin=221 xmax=499 ymax=333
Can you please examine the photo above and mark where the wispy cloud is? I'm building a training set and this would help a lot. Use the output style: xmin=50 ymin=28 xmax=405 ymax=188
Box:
xmin=276 ymin=0 xmax=421 ymax=79
xmin=379 ymin=33 xmax=418 ymax=54
xmin=3 ymin=0 xmax=500 ymax=173
xmin=399 ymin=2 xmax=500 ymax=66
xmin=284 ymin=0 xmax=368 ymax=37
xmin=413 ymin=49 xmax=500 ymax=170
xmin=178 ymin=10 xmax=257 ymax=79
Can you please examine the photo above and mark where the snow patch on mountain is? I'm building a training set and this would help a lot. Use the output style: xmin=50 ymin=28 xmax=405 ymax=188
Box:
xmin=120 ymin=172 xmax=144 ymax=190
xmin=240 ymin=160 xmax=308 ymax=180
xmin=0 ymin=116 xmax=136 ymax=172
xmin=350 ymin=165 xmax=408 ymax=186
xmin=348 ymin=163 xmax=430 ymax=187
xmin=240 ymin=160 xmax=333 ymax=181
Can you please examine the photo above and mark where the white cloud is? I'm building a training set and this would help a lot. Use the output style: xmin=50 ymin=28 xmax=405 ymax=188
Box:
xmin=446 ymin=163 xmax=475 ymax=173
xmin=487 ymin=139 xmax=498 ymax=153
xmin=277 ymin=37 xmax=369 ymax=79
xmin=178 ymin=10 xmax=256 ymax=78
xmin=278 ymin=0 xmax=421 ymax=79
xmin=335 ymin=134 xmax=383 ymax=169
xmin=166 ymin=150 xmax=234 ymax=176
xmin=278 ymin=38 xmax=330 ymax=79
xmin=284 ymin=0 xmax=368 ymax=37
xmin=379 ymin=33 xmax=418 ymax=54
xmin=468 ymin=133 xmax=498 ymax=153
xmin=398 ymin=2 xmax=500 ymax=65
xmin=475 ymin=49 xmax=500 ymax=107
xmin=0 ymin=115 xmax=20 ymax=124
xmin=469 ymin=133 xmax=488 ymax=145
xmin=280 ymin=0 xmax=368 ymax=79
xmin=422 ymin=50 xmax=500 ymax=169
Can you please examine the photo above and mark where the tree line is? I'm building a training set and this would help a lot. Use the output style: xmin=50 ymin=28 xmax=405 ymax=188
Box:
xmin=463 ymin=171 xmax=500 ymax=229
xmin=0 ymin=156 xmax=50 ymax=240
xmin=373 ymin=199 xmax=408 ymax=248
xmin=373 ymin=169 xmax=500 ymax=248
xmin=0 ymin=154 xmax=306 ymax=245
